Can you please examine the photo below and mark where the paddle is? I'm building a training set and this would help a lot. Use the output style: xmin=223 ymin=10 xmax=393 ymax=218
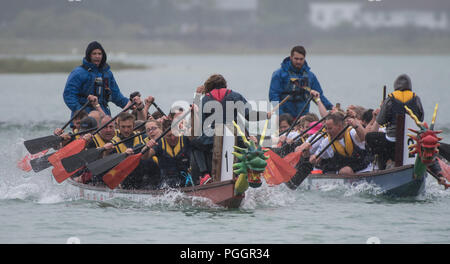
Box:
xmin=439 ymin=143 xmax=450 ymax=161
xmin=17 ymin=127 xmax=97 ymax=172
xmin=291 ymin=113 xmax=331 ymax=142
xmin=102 ymin=107 xmax=192 ymax=189
xmin=49 ymin=101 xmax=138 ymax=183
xmin=29 ymin=151 xmax=54 ymax=172
xmin=17 ymin=149 xmax=49 ymax=172
xmin=61 ymin=125 xmax=147 ymax=173
xmin=23 ymin=101 xmax=91 ymax=154
xmin=279 ymin=96 xmax=314 ymax=137
xmin=264 ymin=127 xmax=326 ymax=186
xmin=286 ymin=124 xmax=351 ymax=188
xmin=315 ymin=124 xmax=351 ymax=160
xmin=151 ymin=102 xmax=167 ymax=117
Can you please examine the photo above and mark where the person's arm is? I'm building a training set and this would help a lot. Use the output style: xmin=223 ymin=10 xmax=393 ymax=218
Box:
xmin=87 ymin=95 xmax=106 ymax=118
xmin=310 ymin=73 xmax=333 ymax=110
xmin=142 ymin=139 xmax=158 ymax=160
xmin=143 ymin=96 xmax=155 ymax=120
xmin=63 ymin=69 xmax=85 ymax=112
xmin=365 ymin=108 xmax=380 ymax=133
xmin=132 ymin=96 xmax=146 ymax=121
xmin=415 ymin=96 xmax=425 ymax=122
xmin=269 ymin=70 xmax=283 ymax=104
xmin=376 ymin=98 xmax=391 ymax=126
xmin=310 ymin=90 xmax=328 ymax=118
xmin=347 ymin=118 xmax=365 ymax=143
xmin=108 ymin=73 xmax=129 ymax=109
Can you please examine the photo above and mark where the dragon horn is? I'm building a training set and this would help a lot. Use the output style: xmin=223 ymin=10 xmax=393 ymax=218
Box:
xmin=404 ymin=106 xmax=424 ymax=129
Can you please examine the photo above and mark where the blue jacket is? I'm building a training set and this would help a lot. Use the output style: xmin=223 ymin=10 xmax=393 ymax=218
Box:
xmin=63 ymin=58 xmax=129 ymax=118
xmin=269 ymin=57 xmax=333 ymax=118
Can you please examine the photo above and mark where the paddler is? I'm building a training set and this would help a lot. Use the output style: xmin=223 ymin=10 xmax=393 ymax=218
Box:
xmin=310 ymin=112 xmax=373 ymax=174
xmin=365 ymin=74 xmax=424 ymax=170
xmin=143 ymin=119 xmax=193 ymax=188
xmin=192 ymin=74 xmax=272 ymax=185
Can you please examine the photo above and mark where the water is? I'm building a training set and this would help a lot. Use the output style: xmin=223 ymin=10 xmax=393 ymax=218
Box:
xmin=1 ymin=54 xmax=450 ymax=244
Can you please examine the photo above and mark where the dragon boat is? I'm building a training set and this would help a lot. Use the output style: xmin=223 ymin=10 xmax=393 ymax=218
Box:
xmin=65 ymin=123 xmax=269 ymax=208
xmin=286 ymin=106 xmax=449 ymax=197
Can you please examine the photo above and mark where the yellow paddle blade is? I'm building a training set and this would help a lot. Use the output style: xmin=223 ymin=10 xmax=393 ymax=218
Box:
xmin=232 ymin=121 xmax=249 ymax=145
xmin=259 ymin=119 xmax=269 ymax=147
xmin=431 ymin=103 xmax=438 ymax=128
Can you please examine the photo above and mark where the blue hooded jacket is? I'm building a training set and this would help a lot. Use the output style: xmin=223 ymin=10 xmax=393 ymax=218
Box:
xmin=269 ymin=57 xmax=333 ymax=118
xmin=63 ymin=43 xmax=129 ymax=119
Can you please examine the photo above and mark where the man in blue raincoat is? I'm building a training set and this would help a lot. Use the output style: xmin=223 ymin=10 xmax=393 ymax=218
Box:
xmin=63 ymin=41 xmax=130 ymax=120
xmin=269 ymin=45 xmax=333 ymax=118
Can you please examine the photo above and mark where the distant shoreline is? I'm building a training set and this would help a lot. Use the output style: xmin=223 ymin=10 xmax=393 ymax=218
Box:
xmin=2 ymin=37 xmax=450 ymax=56
xmin=0 ymin=58 xmax=147 ymax=74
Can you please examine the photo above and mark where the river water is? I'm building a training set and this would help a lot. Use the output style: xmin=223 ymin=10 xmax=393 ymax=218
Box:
xmin=0 ymin=54 xmax=449 ymax=244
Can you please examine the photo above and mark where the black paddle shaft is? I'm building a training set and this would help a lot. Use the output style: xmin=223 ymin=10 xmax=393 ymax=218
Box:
xmin=61 ymin=123 xmax=147 ymax=172
xmin=92 ymin=101 xmax=136 ymax=135
xmin=61 ymin=101 xmax=91 ymax=130
xmin=151 ymin=102 xmax=167 ymax=117
xmin=280 ymin=96 xmax=314 ymax=137
xmin=316 ymin=124 xmax=351 ymax=159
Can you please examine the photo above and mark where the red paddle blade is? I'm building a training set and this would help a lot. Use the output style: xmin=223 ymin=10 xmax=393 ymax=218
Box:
xmin=437 ymin=157 xmax=450 ymax=182
xmin=283 ymin=151 xmax=302 ymax=168
xmin=103 ymin=153 xmax=142 ymax=189
xmin=17 ymin=149 xmax=49 ymax=172
xmin=48 ymin=139 xmax=86 ymax=166
xmin=262 ymin=149 xmax=297 ymax=185
xmin=52 ymin=163 xmax=82 ymax=183
xmin=263 ymin=155 xmax=285 ymax=185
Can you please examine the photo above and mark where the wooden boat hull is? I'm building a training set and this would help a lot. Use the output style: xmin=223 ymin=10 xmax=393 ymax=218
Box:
xmin=286 ymin=165 xmax=427 ymax=197
xmin=66 ymin=178 xmax=244 ymax=208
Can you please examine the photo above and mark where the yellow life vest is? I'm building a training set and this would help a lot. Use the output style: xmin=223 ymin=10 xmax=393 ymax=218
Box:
xmin=72 ymin=128 xmax=81 ymax=140
xmin=92 ymin=134 xmax=108 ymax=148
xmin=143 ymin=137 xmax=158 ymax=164
xmin=331 ymin=127 xmax=354 ymax=157
xmin=161 ymin=136 xmax=184 ymax=158
xmin=111 ymin=132 xmax=144 ymax=154
xmin=389 ymin=90 xmax=415 ymax=104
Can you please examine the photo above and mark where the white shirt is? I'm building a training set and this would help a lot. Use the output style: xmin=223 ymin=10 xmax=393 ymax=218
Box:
xmin=314 ymin=128 xmax=365 ymax=159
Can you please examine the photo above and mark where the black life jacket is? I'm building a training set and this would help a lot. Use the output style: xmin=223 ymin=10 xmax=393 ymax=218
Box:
xmin=388 ymin=90 xmax=420 ymax=126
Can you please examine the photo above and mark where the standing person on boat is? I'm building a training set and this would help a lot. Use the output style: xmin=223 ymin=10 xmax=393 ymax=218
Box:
xmin=63 ymin=41 xmax=130 ymax=121
xmin=310 ymin=112 xmax=373 ymax=174
xmin=192 ymin=74 xmax=271 ymax=185
xmin=269 ymin=45 xmax=333 ymax=118
xmin=365 ymin=74 xmax=424 ymax=170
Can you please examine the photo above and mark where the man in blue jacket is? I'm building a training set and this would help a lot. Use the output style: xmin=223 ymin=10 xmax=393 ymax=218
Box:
xmin=63 ymin=41 xmax=130 ymax=119
xmin=269 ymin=45 xmax=333 ymax=118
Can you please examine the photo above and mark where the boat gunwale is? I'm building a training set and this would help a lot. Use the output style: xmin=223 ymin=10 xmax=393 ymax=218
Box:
xmin=66 ymin=177 xmax=237 ymax=195
xmin=307 ymin=164 xmax=416 ymax=180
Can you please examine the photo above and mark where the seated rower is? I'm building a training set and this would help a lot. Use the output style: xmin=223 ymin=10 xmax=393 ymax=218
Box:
xmin=73 ymin=115 xmax=116 ymax=184
xmin=107 ymin=112 xmax=146 ymax=189
xmin=310 ymin=112 xmax=373 ymax=174
xmin=139 ymin=119 xmax=163 ymax=189
xmin=143 ymin=119 xmax=193 ymax=188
